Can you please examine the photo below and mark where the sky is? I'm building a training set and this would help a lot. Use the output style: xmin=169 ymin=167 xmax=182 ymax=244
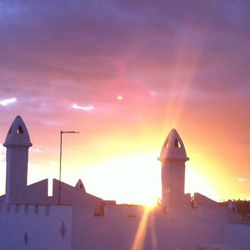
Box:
xmin=0 ymin=0 xmax=249 ymax=205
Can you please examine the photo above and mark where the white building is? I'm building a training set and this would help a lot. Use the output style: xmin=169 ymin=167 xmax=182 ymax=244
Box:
xmin=0 ymin=116 xmax=249 ymax=250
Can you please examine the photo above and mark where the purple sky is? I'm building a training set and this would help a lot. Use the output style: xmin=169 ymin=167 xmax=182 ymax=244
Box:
xmin=0 ymin=0 xmax=249 ymax=202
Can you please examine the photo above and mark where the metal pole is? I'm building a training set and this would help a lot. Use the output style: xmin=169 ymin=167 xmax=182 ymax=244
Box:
xmin=58 ymin=131 xmax=63 ymax=205
xmin=58 ymin=130 xmax=79 ymax=205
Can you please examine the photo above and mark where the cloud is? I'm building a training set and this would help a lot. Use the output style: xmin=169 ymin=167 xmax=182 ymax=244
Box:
xmin=237 ymin=177 xmax=248 ymax=182
xmin=72 ymin=103 xmax=95 ymax=112
xmin=0 ymin=0 xmax=249 ymax=97
xmin=0 ymin=1 xmax=248 ymax=134
xmin=0 ymin=1 xmax=248 ymax=120
xmin=30 ymin=148 xmax=44 ymax=153
xmin=0 ymin=97 xmax=17 ymax=106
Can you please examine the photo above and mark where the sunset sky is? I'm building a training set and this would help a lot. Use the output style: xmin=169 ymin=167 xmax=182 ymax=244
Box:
xmin=0 ymin=0 xmax=249 ymax=205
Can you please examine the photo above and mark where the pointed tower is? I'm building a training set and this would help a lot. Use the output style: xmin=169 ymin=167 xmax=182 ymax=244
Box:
xmin=75 ymin=179 xmax=86 ymax=192
xmin=3 ymin=116 xmax=32 ymax=203
xmin=159 ymin=129 xmax=189 ymax=210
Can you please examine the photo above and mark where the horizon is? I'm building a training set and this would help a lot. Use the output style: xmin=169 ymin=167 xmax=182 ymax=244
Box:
xmin=0 ymin=115 xmax=249 ymax=205
xmin=0 ymin=0 xmax=249 ymax=205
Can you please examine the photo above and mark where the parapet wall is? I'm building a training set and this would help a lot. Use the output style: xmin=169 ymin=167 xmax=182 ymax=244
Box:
xmin=0 ymin=203 xmax=52 ymax=216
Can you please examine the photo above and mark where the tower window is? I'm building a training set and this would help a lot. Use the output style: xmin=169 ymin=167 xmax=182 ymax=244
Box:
xmin=174 ymin=139 xmax=181 ymax=148
xmin=17 ymin=126 xmax=24 ymax=134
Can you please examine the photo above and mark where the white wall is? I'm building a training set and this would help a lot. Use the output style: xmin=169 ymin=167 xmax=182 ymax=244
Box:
xmin=71 ymin=206 xmax=250 ymax=250
xmin=0 ymin=204 xmax=72 ymax=250
xmin=1 ymin=203 xmax=249 ymax=250
xmin=222 ymin=223 xmax=250 ymax=246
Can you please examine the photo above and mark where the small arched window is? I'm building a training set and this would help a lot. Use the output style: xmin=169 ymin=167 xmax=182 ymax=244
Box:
xmin=17 ymin=126 xmax=24 ymax=134
xmin=174 ymin=139 xmax=181 ymax=148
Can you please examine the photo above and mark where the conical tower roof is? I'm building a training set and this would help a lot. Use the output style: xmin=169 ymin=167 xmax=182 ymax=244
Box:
xmin=4 ymin=116 xmax=32 ymax=147
xmin=75 ymin=179 xmax=86 ymax=192
xmin=159 ymin=129 xmax=188 ymax=162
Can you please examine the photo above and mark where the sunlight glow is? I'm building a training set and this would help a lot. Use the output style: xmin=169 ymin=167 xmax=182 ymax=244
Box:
xmin=185 ymin=168 xmax=220 ymax=201
xmin=116 ymin=94 xmax=123 ymax=101
xmin=21 ymin=129 xmax=232 ymax=206
xmin=82 ymin=153 xmax=161 ymax=206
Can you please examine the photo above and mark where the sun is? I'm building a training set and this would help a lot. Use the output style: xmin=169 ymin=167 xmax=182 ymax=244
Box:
xmin=82 ymin=153 xmax=161 ymax=206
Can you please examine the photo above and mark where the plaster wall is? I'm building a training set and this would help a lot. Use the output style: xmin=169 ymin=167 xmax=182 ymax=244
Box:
xmin=194 ymin=192 xmax=220 ymax=208
xmin=24 ymin=179 xmax=49 ymax=204
xmin=0 ymin=203 xmax=249 ymax=250
xmin=52 ymin=179 xmax=102 ymax=210
xmin=71 ymin=205 xmax=142 ymax=250
xmin=70 ymin=205 xmax=246 ymax=250
xmin=5 ymin=146 xmax=29 ymax=204
xmin=1 ymin=178 xmax=102 ymax=210
xmin=162 ymin=160 xmax=187 ymax=208
xmin=222 ymin=223 xmax=250 ymax=246
xmin=0 ymin=204 xmax=72 ymax=250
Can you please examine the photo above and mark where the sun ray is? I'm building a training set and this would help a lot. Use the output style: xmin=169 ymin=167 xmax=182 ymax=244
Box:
xmin=149 ymin=210 xmax=158 ymax=250
xmin=131 ymin=207 xmax=152 ymax=250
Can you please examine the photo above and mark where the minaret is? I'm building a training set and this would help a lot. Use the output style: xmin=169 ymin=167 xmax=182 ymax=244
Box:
xmin=159 ymin=129 xmax=189 ymax=210
xmin=3 ymin=116 xmax=32 ymax=203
